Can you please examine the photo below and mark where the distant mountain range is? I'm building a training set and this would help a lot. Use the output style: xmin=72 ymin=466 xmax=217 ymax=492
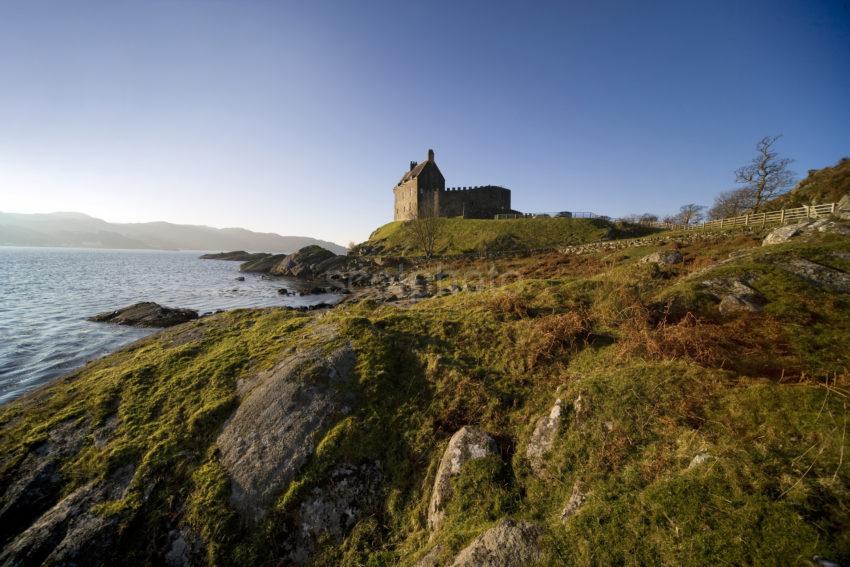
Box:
xmin=0 ymin=211 xmax=346 ymax=254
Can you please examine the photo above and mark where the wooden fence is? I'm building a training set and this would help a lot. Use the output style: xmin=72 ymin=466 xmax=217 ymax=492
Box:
xmin=646 ymin=202 xmax=839 ymax=232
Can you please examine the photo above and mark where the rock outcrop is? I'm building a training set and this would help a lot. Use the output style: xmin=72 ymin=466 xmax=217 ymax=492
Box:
xmin=0 ymin=466 xmax=135 ymax=566
xmin=700 ymin=277 xmax=767 ymax=314
xmin=269 ymin=245 xmax=347 ymax=279
xmin=560 ymin=480 xmax=588 ymax=523
xmin=88 ymin=302 xmax=198 ymax=327
xmin=0 ymin=418 xmax=90 ymax=545
xmin=763 ymin=219 xmax=850 ymax=246
xmin=217 ymin=343 xmax=356 ymax=523
xmin=240 ymin=253 xmax=287 ymax=273
xmin=640 ymin=250 xmax=684 ymax=265
xmin=449 ymin=519 xmax=543 ymax=567
xmin=200 ymin=251 xmax=271 ymax=262
xmin=781 ymin=258 xmax=850 ymax=292
xmin=838 ymin=194 xmax=850 ymax=220
xmin=526 ymin=398 xmax=565 ymax=477
xmin=413 ymin=545 xmax=447 ymax=567
xmin=428 ymin=427 xmax=499 ymax=532
xmin=290 ymin=463 xmax=382 ymax=564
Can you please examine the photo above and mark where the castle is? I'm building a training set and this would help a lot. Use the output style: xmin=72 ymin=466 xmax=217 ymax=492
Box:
xmin=393 ymin=149 xmax=513 ymax=221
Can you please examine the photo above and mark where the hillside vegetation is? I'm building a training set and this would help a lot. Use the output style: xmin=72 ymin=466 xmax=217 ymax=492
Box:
xmin=362 ymin=217 xmax=655 ymax=257
xmin=1 ymin=220 xmax=849 ymax=566
xmin=768 ymin=157 xmax=850 ymax=210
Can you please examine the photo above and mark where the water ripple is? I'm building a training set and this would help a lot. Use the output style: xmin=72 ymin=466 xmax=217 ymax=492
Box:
xmin=0 ymin=247 xmax=341 ymax=404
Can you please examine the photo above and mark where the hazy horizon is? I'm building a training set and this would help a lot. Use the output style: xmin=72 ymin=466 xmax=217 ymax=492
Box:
xmin=1 ymin=0 xmax=848 ymax=244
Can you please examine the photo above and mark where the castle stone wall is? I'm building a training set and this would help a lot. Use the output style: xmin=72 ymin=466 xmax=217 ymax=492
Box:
xmin=393 ymin=149 xmax=512 ymax=221
xmin=438 ymin=186 xmax=512 ymax=219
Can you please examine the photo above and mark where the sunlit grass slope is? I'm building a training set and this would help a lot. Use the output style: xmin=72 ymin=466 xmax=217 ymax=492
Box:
xmin=2 ymin=226 xmax=849 ymax=565
xmin=363 ymin=217 xmax=655 ymax=256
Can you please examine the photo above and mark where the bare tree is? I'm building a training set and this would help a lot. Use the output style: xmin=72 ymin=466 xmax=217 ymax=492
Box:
xmin=620 ymin=212 xmax=659 ymax=224
xmin=708 ymin=188 xmax=755 ymax=220
xmin=734 ymin=135 xmax=796 ymax=212
xmin=406 ymin=198 xmax=443 ymax=259
xmin=674 ymin=203 xmax=706 ymax=226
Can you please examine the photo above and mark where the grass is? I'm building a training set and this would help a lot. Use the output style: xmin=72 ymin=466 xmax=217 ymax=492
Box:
xmin=362 ymin=217 xmax=656 ymax=257
xmin=2 ymin=224 xmax=849 ymax=565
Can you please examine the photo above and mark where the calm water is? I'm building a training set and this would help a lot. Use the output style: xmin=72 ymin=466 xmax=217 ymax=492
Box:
xmin=0 ymin=247 xmax=341 ymax=403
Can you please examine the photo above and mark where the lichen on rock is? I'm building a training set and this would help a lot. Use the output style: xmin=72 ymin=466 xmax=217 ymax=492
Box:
xmin=427 ymin=426 xmax=499 ymax=532
xmin=526 ymin=398 xmax=565 ymax=477
xmin=449 ymin=519 xmax=543 ymax=567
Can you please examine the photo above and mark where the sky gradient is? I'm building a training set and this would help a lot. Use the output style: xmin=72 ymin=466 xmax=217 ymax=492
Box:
xmin=1 ymin=0 xmax=848 ymax=245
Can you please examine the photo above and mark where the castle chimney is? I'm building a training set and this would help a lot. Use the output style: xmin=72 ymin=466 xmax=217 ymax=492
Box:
xmin=409 ymin=161 xmax=417 ymax=171
xmin=427 ymin=148 xmax=434 ymax=161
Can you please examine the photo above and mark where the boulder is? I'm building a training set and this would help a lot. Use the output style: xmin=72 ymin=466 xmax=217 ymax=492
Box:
xmin=269 ymin=245 xmax=342 ymax=279
xmin=217 ymin=343 xmax=356 ymax=523
xmin=781 ymin=258 xmax=850 ymax=292
xmin=560 ymin=480 xmax=588 ymax=523
xmin=762 ymin=223 xmax=805 ymax=246
xmin=688 ymin=452 xmax=712 ymax=469
xmin=763 ymin=219 xmax=850 ymax=246
xmin=700 ymin=277 xmax=766 ymax=314
xmin=526 ymin=398 xmax=565 ymax=477
xmin=449 ymin=519 xmax=543 ymax=567
xmin=88 ymin=302 xmax=198 ymax=328
xmin=427 ymin=427 xmax=499 ymax=532
xmin=640 ymin=250 xmax=683 ymax=265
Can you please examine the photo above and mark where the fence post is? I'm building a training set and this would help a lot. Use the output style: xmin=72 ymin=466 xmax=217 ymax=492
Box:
xmin=720 ymin=218 xmax=724 ymax=229
xmin=745 ymin=214 xmax=749 ymax=227
xmin=780 ymin=209 xmax=785 ymax=224
xmin=832 ymin=202 xmax=837 ymax=215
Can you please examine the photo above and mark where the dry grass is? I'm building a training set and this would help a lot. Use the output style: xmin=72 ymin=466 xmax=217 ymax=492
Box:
xmin=615 ymin=304 xmax=794 ymax=377
xmin=519 ymin=311 xmax=592 ymax=369
xmin=486 ymin=291 xmax=532 ymax=320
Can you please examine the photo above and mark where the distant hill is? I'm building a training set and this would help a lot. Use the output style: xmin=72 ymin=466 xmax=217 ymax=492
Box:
xmin=767 ymin=156 xmax=850 ymax=209
xmin=0 ymin=212 xmax=346 ymax=254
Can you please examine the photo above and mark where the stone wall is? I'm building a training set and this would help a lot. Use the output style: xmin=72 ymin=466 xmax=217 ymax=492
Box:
xmin=393 ymin=183 xmax=419 ymax=221
xmin=438 ymin=186 xmax=512 ymax=219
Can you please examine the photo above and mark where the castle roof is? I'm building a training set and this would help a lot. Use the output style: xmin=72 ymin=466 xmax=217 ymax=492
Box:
xmin=398 ymin=149 xmax=441 ymax=186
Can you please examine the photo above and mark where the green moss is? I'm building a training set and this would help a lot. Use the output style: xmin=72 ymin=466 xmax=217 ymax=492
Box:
xmin=2 ymin=228 xmax=849 ymax=565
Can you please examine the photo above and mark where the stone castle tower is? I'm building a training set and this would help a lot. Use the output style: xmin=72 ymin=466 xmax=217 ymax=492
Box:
xmin=393 ymin=149 xmax=513 ymax=221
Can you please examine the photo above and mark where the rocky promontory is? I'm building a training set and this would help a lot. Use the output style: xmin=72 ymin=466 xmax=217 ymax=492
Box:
xmin=235 ymin=245 xmax=350 ymax=279
xmin=199 ymin=251 xmax=272 ymax=262
xmin=3 ymin=217 xmax=850 ymax=566
xmin=88 ymin=302 xmax=198 ymax=328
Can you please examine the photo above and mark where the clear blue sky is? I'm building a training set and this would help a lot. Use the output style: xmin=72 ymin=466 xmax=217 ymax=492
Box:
xmin=1 ymin=0 xmax=848 ymax=245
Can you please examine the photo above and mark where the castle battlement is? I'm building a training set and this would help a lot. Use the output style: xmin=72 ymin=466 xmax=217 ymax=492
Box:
xmin=444 ymin=185 xmax=510 ymax=193
xmin=393 ymin=149 xmax=514 ymax=221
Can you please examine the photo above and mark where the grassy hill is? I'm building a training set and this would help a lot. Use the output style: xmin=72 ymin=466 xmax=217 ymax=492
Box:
xmin=2 ymin=221 xmax=849 ymax=565
xmin=361 ymin=217 xmax=655 ymax=257
xmin=767 ymin=156 xmax=850 ymax=209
